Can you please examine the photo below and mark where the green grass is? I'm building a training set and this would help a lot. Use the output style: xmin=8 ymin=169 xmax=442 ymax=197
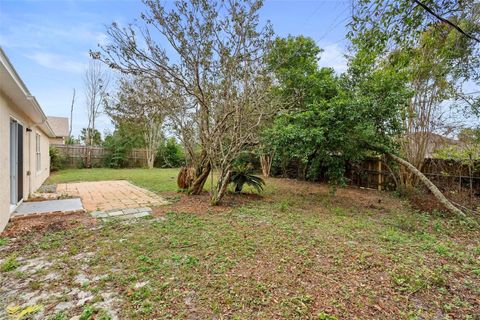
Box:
xmin=1 ymin=254 xmax=19 ymax=272
xmin=47 ymin=168 xmax=180 ymax=193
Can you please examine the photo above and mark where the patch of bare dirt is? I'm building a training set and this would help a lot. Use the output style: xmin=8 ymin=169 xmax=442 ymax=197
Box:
xmin=269 ymin=177 xmax=407 ymax=212
xmin=153 ymin=191 xmax=263 ymax=216
xmin=408 ymin=192 xmax=446 ymax=213
xmin=1 ymin=212 xmax=96 ymax=238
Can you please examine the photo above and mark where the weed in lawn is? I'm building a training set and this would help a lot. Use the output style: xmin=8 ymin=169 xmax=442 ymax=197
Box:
xmin=331 ymin=206 xmax=348 ymax=216
xmin=281 ymin=294 xmax=313 ymax=318
xmin=1 ymin=254 xmax=19 ymax=272
xmin=48 ymin=312 xmax=67 ymax=320
xmin=277 ymin=198 xmax=292 ymax=212
xmin=391 ymin=265 xmax=448 ymax=293
xmin=317 ymin=312 xmax=339 ymax=320
xmin=435 ymin=244 xmax=451 ymax=256
xmin=29 ymin=280 xmax=41 ymax=290
xmin=0 ymin=237 xmax=9 ymax=246
xmin=382 ymin=228 xmax=409 ymax=244
xmin=79 ymin=305 xmax=112 ymax=320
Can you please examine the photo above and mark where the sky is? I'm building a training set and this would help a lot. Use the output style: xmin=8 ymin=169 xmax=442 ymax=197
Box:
xmin=0 ymin=0 xmax=351 ymax=137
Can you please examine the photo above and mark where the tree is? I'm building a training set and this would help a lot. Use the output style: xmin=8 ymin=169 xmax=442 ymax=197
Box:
xmin=102 ymin=126 xmax=143 ymax=168
xmin=92 ymin=0 xmax=274 ymax=204
xmin=350 ymin=0 xmax=480 ymax=48
xmin=68 ymin=88 xmax=76 ymax=143
xmin=84 ymin=60 xmax=110 ymax=146
xmin=345 ymin=0 xmax=479 ymax=217
xmin=392 ymin=22 xmax=479 ymax=189
xmin=106 ymin=76 xmax=167 ymax=169
xmin=156 ymin=137 xmax=185 ymax=168
xmin=84 ymin=60 xmax=110 ymax=168
xmin=80 ymin=128 xmax=102 ymax=146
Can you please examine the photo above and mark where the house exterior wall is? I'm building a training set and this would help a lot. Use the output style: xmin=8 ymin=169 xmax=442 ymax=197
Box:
xmin=49 ymin=137 xmax=65 ymax=145
xmin=0 ymin=91 xmax=50 ymax=231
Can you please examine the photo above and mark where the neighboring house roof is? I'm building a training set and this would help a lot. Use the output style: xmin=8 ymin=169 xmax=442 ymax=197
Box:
xmin=47 ymin=116 xmax=69 ymax=138
xmin=406 ymin=132 xmax=464 ymax=159
xmin=0 ymin=47 xmax=55 ymax=137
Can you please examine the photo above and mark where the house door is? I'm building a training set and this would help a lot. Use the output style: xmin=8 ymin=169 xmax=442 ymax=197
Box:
xmin=9 ymin=119 xmax=23 ymax=205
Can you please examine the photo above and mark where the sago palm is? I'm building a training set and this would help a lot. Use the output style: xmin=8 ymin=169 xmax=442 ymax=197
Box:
xmin=229 ymin=164 xmax=265 ymax=193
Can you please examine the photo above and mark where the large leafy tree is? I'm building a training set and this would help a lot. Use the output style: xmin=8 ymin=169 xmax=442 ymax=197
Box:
xmin=266 ymin=34 xmax=467 ymax=218
xmin=105 ymin=76 xmax=168 ymax=169
xmin=92 ymin=0 xmax=274 ymax=204
xmin=265 ymin=36 xmax=410 ymax=184
xmin=344 ymin=0 xmax=479 ymax=217
xmin=261 ymin=36 xmax=340 ymax=178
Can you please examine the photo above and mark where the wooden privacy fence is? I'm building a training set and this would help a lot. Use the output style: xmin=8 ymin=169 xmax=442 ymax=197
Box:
xmin=52 ymin=144 xmax=149 ymax=168
xmin=276 ymin=156 xmax=480 ymax=194
xmin=345 ymin=157 xmax=479 ymax=194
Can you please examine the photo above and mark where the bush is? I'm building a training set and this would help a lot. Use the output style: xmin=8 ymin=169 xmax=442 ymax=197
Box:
xmin=229 ymin=163 xmax=265 ymax=193
xmin=103 ymin=134 xmax=135 ymax=168
xmin=233 ymin=151 xmax=260 ymax=169
xmin=49 ymin=146 xmax=67 ymax=171
xmin=155 ymin=138 xmax=185 ymax=168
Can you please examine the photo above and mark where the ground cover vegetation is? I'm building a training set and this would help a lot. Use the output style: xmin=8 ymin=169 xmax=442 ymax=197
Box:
xmin=2 ymin=170 xmax=480 ymax=319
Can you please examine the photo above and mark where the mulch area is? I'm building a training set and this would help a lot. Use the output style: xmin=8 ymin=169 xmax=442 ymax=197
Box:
xmin=1 ymin=212 xmax=96 ymax=237
xmin=2 ymin=191 xmax=262 ymax=238
xmin=152 ymin=191 xmax=264 ymax=216
xmin=269 ymin=177 xmax=407 ymax=212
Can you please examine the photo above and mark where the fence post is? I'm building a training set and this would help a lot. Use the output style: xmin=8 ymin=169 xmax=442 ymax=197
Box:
xmin=377 ymin=157 xmax=382 ymax=191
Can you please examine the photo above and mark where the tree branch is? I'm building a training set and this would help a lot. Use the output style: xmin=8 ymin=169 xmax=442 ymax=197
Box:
xmin=412 ymin=0 xmax=480 ymax=43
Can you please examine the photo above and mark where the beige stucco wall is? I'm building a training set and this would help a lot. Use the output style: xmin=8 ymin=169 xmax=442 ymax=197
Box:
xmin=49 ymin=137 xmax=65 ymax=145
xmin=0 ymin=91 xmax=50 ymax=232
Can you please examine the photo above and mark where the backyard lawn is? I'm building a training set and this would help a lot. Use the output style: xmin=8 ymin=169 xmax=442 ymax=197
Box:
xmin=1 ymin=169 xmax=479 ymax=319
xmin=46 ymin=168 xmax=180 ymax=193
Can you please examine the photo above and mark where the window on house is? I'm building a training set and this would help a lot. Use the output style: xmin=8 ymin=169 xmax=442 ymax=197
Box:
xmin=36 ymin=134 xmax=41 ymax=172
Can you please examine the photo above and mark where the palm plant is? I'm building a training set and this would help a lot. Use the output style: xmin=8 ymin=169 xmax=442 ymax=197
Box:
xmin=229 ymin=163 xmax=265 ymax=193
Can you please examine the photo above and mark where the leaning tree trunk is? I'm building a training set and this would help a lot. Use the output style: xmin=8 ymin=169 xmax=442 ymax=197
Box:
xmin=387 ymin=153 xmax=465 ymax=218
xmin=188 ymin=151 xmax=211 ymax=195
xmin=211 ymin=166 xmax=232 ymax=205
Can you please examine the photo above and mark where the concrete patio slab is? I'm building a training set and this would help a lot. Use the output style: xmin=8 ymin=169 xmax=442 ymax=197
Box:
xmin=13 ymin=198 xmax=84 ymax=217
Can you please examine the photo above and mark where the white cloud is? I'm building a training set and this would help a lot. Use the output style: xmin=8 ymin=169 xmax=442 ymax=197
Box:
xmin=26 ymin=52 xmax=86 ymax=73
xmin=317 ymin=43 xmax=348 ymax=74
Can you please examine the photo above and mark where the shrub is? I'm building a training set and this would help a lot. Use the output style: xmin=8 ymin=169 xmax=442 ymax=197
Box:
xmin=103 ymin=133 xmax=136 ymax=168
xmin=155 ymin=138 xmax=185 ymax=168
xmin=229 ymin=163 xmax=265 ymax=193
xmin=49 ymin=146 xmax=67 ymax=171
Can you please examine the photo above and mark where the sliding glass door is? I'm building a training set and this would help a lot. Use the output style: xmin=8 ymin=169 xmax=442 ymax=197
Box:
xmin=9 ymin=119 xmax=23 ymax=205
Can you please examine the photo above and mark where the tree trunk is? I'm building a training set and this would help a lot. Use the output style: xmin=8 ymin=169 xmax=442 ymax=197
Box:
xmin=260 ymin=154 xmax=273 ymax=178
xmin=146 ymin=148 xmax=155 ymax=169
xmin=387 ymin=153 xmax=466 ymax=218
xmin=188 ymin=151 xmax=211 ymax=195
xmin=147 ymin=154 xmax=155 ymax=169
xmin=189 ymin=165 xmax=210 ymax=195
xmin=211 ymin=166 xmax=231 ymax=205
